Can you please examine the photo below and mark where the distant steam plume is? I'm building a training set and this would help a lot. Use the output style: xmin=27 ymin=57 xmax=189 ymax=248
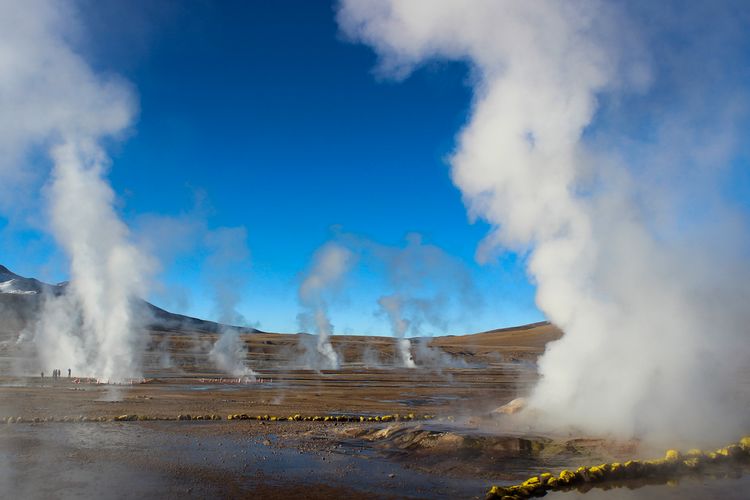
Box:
xmin=297 ymin=242 xmax=354 ymax=370
xmin=205 ymin=226 xmax=256 ymax=379
xmin=1 ymin=0 xmax=150 ymax=381
xmin=339 ymin=0 xmax=750 ymax=442
xmin=377 ymin=295 xmax=415 ymax=368
xmin=372 ymin=233 xmax=477 ymax=368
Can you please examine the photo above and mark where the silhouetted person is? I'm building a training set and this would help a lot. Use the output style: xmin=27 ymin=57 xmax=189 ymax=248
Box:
xmin=40 ymin=372 xmax=44 ymax=379
xmin=67 ymin=368 xmax=71 ymax=378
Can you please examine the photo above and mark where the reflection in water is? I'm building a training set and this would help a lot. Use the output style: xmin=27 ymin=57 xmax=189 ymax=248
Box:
xmin=547 ymin=471 xmax=750 ymax=500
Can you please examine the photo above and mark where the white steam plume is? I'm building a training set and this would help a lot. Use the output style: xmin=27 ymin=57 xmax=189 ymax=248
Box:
xmin=370 ymin=233 xmax=478 ymax=369
xmin=339 ymin=0 xmax=750 ymax=442
xmin=377 ymin=295 xmax=415 ymax=368
xmin=209 ymin=328 xmax=255 ymax=379
xmin=297 ymin=242 xmax=354 ymax=370
xmin=1 ymin=0 xmax=150 ymax=382
xmin=205 ymin=226 xmax=256 ymax=379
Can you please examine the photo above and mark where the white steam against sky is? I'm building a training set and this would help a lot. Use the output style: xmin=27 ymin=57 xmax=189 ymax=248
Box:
xmin=378 ymin=295 xmax=415 ymax=368
xmin=297 ymin=242 xmax=355 ymax=370
xmin=368 ymin=233 xmax=478 ymax=369
xmin=0 ymin=0 xmax=149 ymax=382
xmin=338 ymin=0 xmax=750 ymax=442
xmin=205 ymin=226 xmax=256 ymax=379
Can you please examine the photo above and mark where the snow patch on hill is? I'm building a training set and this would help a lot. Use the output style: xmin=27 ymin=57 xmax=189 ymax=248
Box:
xmin=0 ymin=280 xmax=38 ymax=295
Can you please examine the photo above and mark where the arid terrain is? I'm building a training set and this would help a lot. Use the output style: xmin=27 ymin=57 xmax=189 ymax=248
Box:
xmin=1 ymin=316 xmax=748 ymax=499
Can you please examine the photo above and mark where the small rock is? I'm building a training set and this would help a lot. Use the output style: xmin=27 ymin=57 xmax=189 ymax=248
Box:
xmin=492 ymin=397 xmax=527 ymax=415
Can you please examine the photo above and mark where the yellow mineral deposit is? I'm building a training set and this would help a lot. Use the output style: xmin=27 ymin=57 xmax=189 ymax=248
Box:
xmin=486 ymin=436 xmax=750 ymax=499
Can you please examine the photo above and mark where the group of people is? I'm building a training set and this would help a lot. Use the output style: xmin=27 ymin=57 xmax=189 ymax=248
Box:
xmin=41 ymin=368 xmax=71 ymax=380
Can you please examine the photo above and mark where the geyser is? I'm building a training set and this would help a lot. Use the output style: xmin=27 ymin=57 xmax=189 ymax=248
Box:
xmin=0 ymin=0 xmax=150 ymax=382
xmin=297 ymin=242 xmax=354 ymax=370
xmin=378 ymin=295 xmax=416 ymax=368
xmin=370 ymin=233 xmax=478 ymax=369
xmin=205 ymin=226 xmax=257 ymax=379
xmin=339 ymin=0 xmax=750 ymax=442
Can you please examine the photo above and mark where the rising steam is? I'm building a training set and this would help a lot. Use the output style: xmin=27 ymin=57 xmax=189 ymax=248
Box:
xmin=371 ymin=233 xmax=477 ymax=369
xmin=1 ymin=0 xmax=149 ymax=382
xmin=205 ymin=226 xmax=256 ymax=379
xmin=339 ymin=0 xmax=750 ymax=442
xmin=297 ymin=242 xmax=354 ymax=370
xmin=377 ymin=295 xmax=415 ymax=368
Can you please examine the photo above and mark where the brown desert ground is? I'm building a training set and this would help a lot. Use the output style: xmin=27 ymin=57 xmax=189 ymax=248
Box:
xmin=0 ymin=321 xmax=748 ymax=499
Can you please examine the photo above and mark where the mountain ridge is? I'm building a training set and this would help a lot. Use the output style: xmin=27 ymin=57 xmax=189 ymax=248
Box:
xmin=0 ymin=264 xmax=261 ymax=335
xmin=0 ymin=264 xmax=558 ymax=341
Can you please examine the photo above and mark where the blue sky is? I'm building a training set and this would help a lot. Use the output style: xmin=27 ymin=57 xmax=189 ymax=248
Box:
xmin=1 ymin=1 xmax=542 ymax=334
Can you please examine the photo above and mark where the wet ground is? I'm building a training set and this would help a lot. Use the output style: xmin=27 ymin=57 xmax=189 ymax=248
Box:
xmin=0 ymin=421 xmax=490 ymax=499
xmin=0 ymin=369 xmax=747 ymax=499
xmin=0 ymin=324 xmax=747 ymax=498
xmin=1 ymin=418 xmax=748 ymax=499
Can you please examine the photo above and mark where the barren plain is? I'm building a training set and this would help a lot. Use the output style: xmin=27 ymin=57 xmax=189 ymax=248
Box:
xmin=0 ymin=321 xmax=748 ymax=499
